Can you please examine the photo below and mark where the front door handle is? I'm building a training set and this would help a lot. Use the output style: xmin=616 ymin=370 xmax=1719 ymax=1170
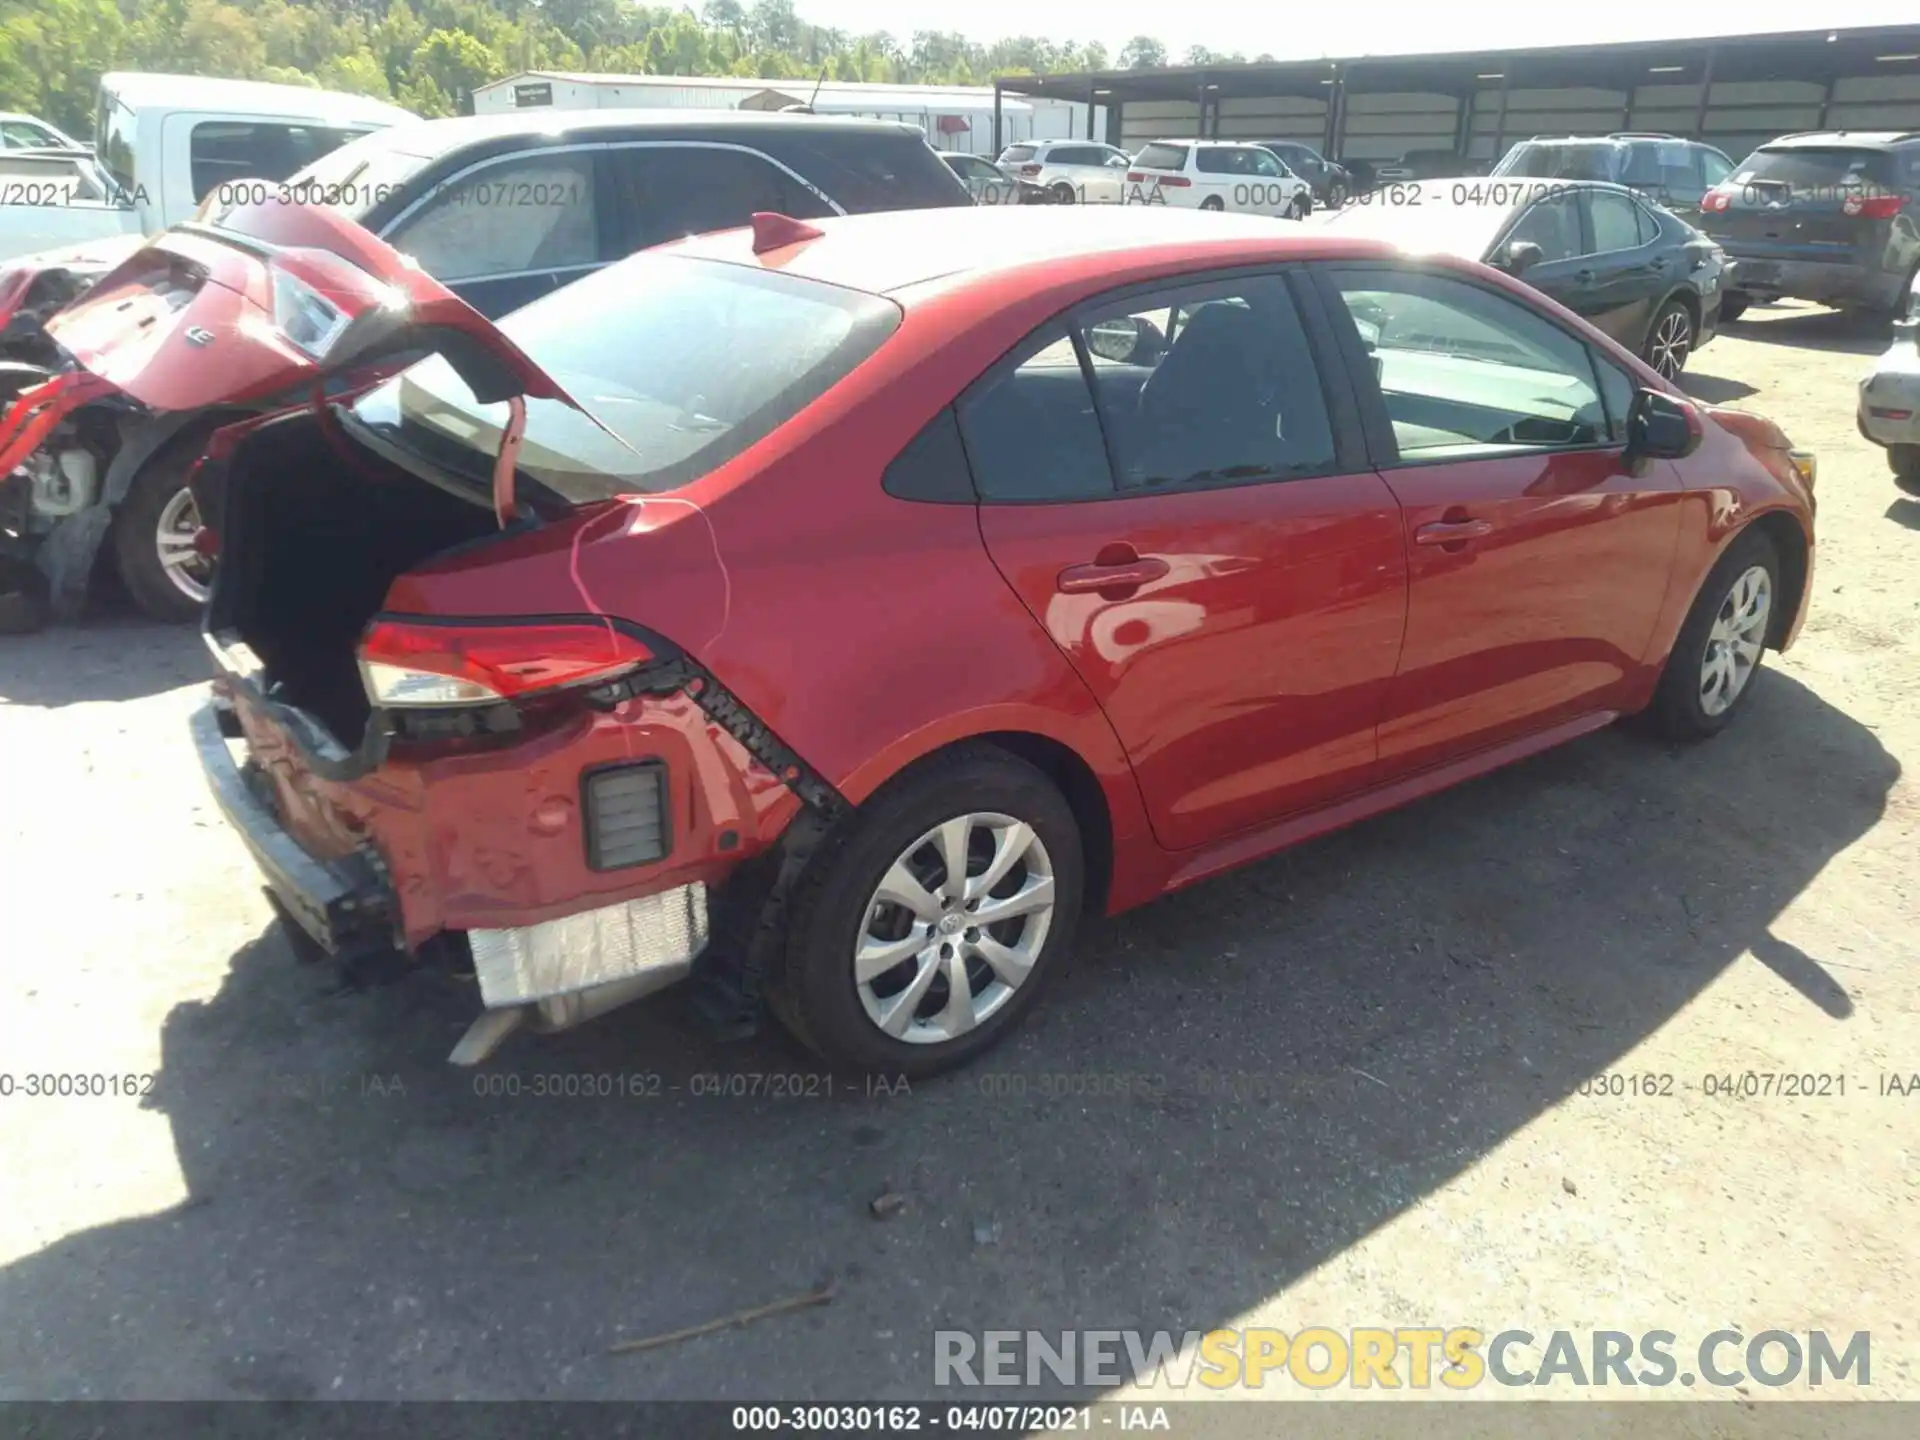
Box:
xmin=1057 ymin=549 xmax=1169 ymax=595
xmin=1575 ymin=268 xmax=1597 ymax=284
xmin=1414 ymin=518 xmax=1493 ymax=546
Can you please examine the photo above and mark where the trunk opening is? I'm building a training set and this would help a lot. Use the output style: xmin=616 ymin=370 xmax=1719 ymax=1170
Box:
xmin=214 ymin=412 xmax=498 ymax=748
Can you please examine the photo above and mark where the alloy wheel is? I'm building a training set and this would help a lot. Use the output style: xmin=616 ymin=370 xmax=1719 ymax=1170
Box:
xmin=1649 ymin=308 xmax=1693 ymax=380
xmin=1700 ymin=564 xmax=1771 ymax=717
xmin=155 ymin=485 xmax=213 ymax=605
xmin=853 ymin=812 xmax=1056 ymax=1045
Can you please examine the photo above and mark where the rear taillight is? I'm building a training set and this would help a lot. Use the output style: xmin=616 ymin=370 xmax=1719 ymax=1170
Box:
xmin=1157 ymin=175 xmax=1191 ymax=187
xmin=1127 ymin=171 xmax=1144 ymax=183
xmin=1844 ymin=194 xmax=1905 ymax=219
xmin=1700 ymin=187 xmax=1733 ymax=213
xmin=359 ymin=619 xmax=654 ymax=709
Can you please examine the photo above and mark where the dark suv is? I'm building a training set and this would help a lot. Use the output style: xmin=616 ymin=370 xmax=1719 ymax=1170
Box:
xmin=1699 ymin=131 xmax=1920 ymax=318
xmin=217 ymin=109 xmax=974 ymax=319
xmin=1493 ymin=133 xmax=1736 ymax=213
xmin=1255 ymin=140 xmax=1353 ymax=206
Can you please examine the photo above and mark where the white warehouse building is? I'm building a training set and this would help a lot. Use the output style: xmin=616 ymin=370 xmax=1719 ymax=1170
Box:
xmin=470 ymin=71 xmax=1106 ymax=156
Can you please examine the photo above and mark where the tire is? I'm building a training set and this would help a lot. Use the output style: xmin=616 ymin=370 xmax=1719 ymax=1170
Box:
xmin=1200 ymin=195 xmax=1225 ymax=212
xmin=1891 ymin=443 xmax=1920 ymax=495
xmin=1642 ymin=299 xmax=1695 ymax=381
xmin=1642 ymin=527 xmax=1781 ymax=741
xmin=1326 ymin=182 xmax=1347 ymax=208
xmin=1287 ymin=195 xmax=1309 ymax=220
xmin=110 ymin=441 xmax=211 ymax=623
xmin=773 ymin=746 xmax=1085 ymax=1077
xmin=1719 ymin=291 xmax=1750 ymax=323
xmin=1049 ymin=181 xmax=1077 ymax=205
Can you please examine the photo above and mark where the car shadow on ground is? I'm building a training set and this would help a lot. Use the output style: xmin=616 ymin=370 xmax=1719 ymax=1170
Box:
xmin=1678 ymin=371 xmax=1758 ymax=405
xmin=1886 ymin=497 xmax=1920 ymax=530
xmin=0 ymin=671 xmax=1897 ymax=1400
xmin=0 ymin=615 xmax=208 ymax=708
xmin=1722 ymin=302 xmax=1892 ymax=357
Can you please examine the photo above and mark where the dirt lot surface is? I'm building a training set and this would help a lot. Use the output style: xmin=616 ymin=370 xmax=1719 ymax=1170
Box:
xmin=1 ymin=301 xmax=1916 ymax=1417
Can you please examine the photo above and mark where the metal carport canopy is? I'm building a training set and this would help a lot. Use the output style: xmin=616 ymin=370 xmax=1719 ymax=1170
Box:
xmin=989 ymin=22 xmax=1920 ymax=155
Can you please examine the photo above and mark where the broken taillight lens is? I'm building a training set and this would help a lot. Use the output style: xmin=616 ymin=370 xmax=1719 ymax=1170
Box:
xmin=359 ymin=619 xmax=654 ymax=709
xmin=1700 ymin=188 xmax=1733 ymax=214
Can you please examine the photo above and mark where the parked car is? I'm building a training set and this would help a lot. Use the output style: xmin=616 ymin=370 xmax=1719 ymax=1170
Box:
xmin=1700 ymin=130 xmax=1920 ymax=319
xmin=0 ymin=147 xmax=141 ymax=261
xmin=1372 ymin=149 xmax=1491 ymax=184
xmin=1255 ymin=140 xmax=1353 ymax=207
xmin=941 ymin=151 xmax=1043 ymax=205
xmin=1857 ymin=267 xmax=1920 ymax=490
xmin=1493 ymin=133 xmax=1736 ymax=214
xmin=91 ymin=72 xmax=415 ymax=233
xmin=1316 ymin=178 xmax=1728 ymax=378
xmin=1127 ymin=140 xmax=1313 ymax=218
xmin=1 ymin=112 xmax=84 ymax=150
xmin=0 ymin=109 xmax=973 ymax=630
xmin=995 ymin=139 xmax=1133 ymax=205
xmin=178 ymin=202 xmax=1815 ymax=1075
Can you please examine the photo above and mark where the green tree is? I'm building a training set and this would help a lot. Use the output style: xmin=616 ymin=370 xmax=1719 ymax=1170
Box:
xmin=1117 ymin=36 xmax=1166 ymax=70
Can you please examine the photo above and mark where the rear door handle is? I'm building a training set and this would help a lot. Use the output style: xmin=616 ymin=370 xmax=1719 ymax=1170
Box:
xmin=1575 ymin=268 xmax=1597 ymax=284
xmin=1057 ymin=555 xmax=1169 ymax=594
xmin=1414 ymin=519 xmax=1493 ymax=546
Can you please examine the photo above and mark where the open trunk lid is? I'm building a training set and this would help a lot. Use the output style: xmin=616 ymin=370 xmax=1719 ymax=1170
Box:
xmin=42 ymin=197 xmax=589 ymax=417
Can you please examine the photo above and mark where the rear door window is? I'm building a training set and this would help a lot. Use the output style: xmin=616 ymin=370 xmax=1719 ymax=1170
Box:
xmin=1588 ymin=191 xmax=1645 ymax=253
xmin=187 ymin=121 xmax=369 ymax=201
xmin=602 ymin=143 xmax=831 ymax=254
xmin=766 ymin=133 xmax=967 ymax=212
xmin=1507 ymin=194 xmax=1584 ymax=262
xmin=1135 ymin=143 xmax=1190 ymax=171
xmin=386 ymin=151 xmax=598 ymax=282
xmin=1000 ymin=144 xmax=1037 ymax=164
xmin=956 ymin=327 xmax=1114 ymax=502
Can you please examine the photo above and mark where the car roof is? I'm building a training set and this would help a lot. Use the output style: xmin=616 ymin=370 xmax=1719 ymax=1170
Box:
xmin=369 ymin=106 xmax=932 ymax=161
xmin=1760 ymin=130 xmax=1920 ymax=150
xmin=659 ymin=204 xmax=1404 ymax=297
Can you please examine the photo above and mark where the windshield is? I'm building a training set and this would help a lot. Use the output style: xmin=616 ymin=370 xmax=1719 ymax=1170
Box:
xmin=1494 ymin=142 xmax=1623 ymax=183
xmin=347 ymin=253 xmax=902 ymax=504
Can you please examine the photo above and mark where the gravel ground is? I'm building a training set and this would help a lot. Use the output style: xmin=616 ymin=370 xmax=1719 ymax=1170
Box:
xmin=0 ymin=301 xmax=1915 ymax=1413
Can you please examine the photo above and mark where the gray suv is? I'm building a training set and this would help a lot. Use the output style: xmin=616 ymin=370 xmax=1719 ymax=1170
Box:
xmin=1699 ymin=131 xmax=1920 ymax=318
xmin=1492 ymin=133 xmax=1736 ymax=213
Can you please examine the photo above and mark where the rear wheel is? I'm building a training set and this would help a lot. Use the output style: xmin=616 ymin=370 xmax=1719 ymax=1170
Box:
xmin=1719 ymin=291 xmax=1750 ymax=323
xmin=112 ymin=444 xmax=210 ymax=623
xmin=1326 ymin=182 xmax=1348 ymax=208
xmin=1642 ymin=527 xmax=1780 ymax=741
xmin=1891 ymin=443 xmax=1920 ymax=495
xmin=1200 ymin=195 xmax=1225 ymax=212
xmin=1286 ymin=194 xmax=1309 ymax=220
xmin=773 ymin=748 xmax=1084 ymax=1077
xmin=1643 ymin=300 xmax=1695 ymax=380
xmin=1049 ymin=180 xmax=1077 ymax=205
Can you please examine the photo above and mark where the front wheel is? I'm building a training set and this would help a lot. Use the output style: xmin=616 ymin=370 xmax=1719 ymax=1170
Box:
xmin=1326 ymin=182 xmax=1347 ymax=208
xmin=1287 ymin=194 xmax=1310 ymax=220
xmin=1641 ymin=528 xmax=1780 ymax=741
xmin=111 ymin=445 xmax=211 ymax=623
xmin=1643 ymin=300 xmax=1695 ymax=380
xmin=772 ymin=747 xmax=1084 ymax=1077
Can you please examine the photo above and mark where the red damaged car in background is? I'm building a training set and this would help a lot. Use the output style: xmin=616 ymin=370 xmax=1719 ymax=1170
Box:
xmin=166 ymin=201 xmax=1815 ymax=1075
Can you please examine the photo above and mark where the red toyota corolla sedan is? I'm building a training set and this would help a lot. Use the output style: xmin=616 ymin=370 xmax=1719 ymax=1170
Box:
xmin=145 ymin=201 xmax=1816 ymax=1074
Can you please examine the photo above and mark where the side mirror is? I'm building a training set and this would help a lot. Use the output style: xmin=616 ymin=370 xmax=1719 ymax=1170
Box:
xmin=1624 ymin=387 xmax=1701 ymax=472
xmin=1496 ymin=239 xmax=1545 ymax=276
xmin=1085 ymin=315 xmax=1164 ymax=365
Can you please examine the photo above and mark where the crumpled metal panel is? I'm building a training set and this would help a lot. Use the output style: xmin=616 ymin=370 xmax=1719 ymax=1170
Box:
xmin=469 ymin=884 xmax=709 ymax=1008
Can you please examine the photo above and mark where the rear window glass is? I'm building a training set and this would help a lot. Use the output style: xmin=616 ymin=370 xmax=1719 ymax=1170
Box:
xmin=345 ymin=254 xmax=901 ymax=503
xmin=1000 ymin=145 xmax=1037 ymax=164
xmin=1136 ymin=143 xmax=1190 ymax=171
xmin=1496 ymin=142 xmax=1621 ymax=183
xmin=770 ymin=134 xmax=970 ymax=212
xmin=1733 ymin=147 xmax=1899 ymax=196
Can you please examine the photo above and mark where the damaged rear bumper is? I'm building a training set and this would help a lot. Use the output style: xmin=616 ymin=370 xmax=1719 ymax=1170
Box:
xmin=191 ymin=699 xmax=394 ymax=956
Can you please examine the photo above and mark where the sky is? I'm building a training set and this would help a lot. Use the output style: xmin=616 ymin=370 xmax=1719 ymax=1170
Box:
xmin=784 ymin=0 xmax=1920 ymax=64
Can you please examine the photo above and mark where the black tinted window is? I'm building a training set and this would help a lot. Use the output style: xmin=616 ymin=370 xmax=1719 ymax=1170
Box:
xmin=604 ymin=144 xmax=830 ymax=253
xmin=956 ymin=327 xmax=1114 ymax=502
xmin=1734 ymin=147 xmax=1899 ymax=195
xmin=1591 ymin=351 xmax=1637 ymax=444
xmin=188 ymin=121 xmax=367 ymax=201
xmin=1077 ymin=275 xmax=1337 ymax=489
xmin=1508 ymin=195 xmax=1582 ymax=262
xmin=774 ymin=134 xmax=968 ymax=211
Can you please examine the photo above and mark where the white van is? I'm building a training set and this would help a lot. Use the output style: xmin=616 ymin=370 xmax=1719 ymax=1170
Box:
xmin=92 ymin=72 xmax=416 ymax=231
